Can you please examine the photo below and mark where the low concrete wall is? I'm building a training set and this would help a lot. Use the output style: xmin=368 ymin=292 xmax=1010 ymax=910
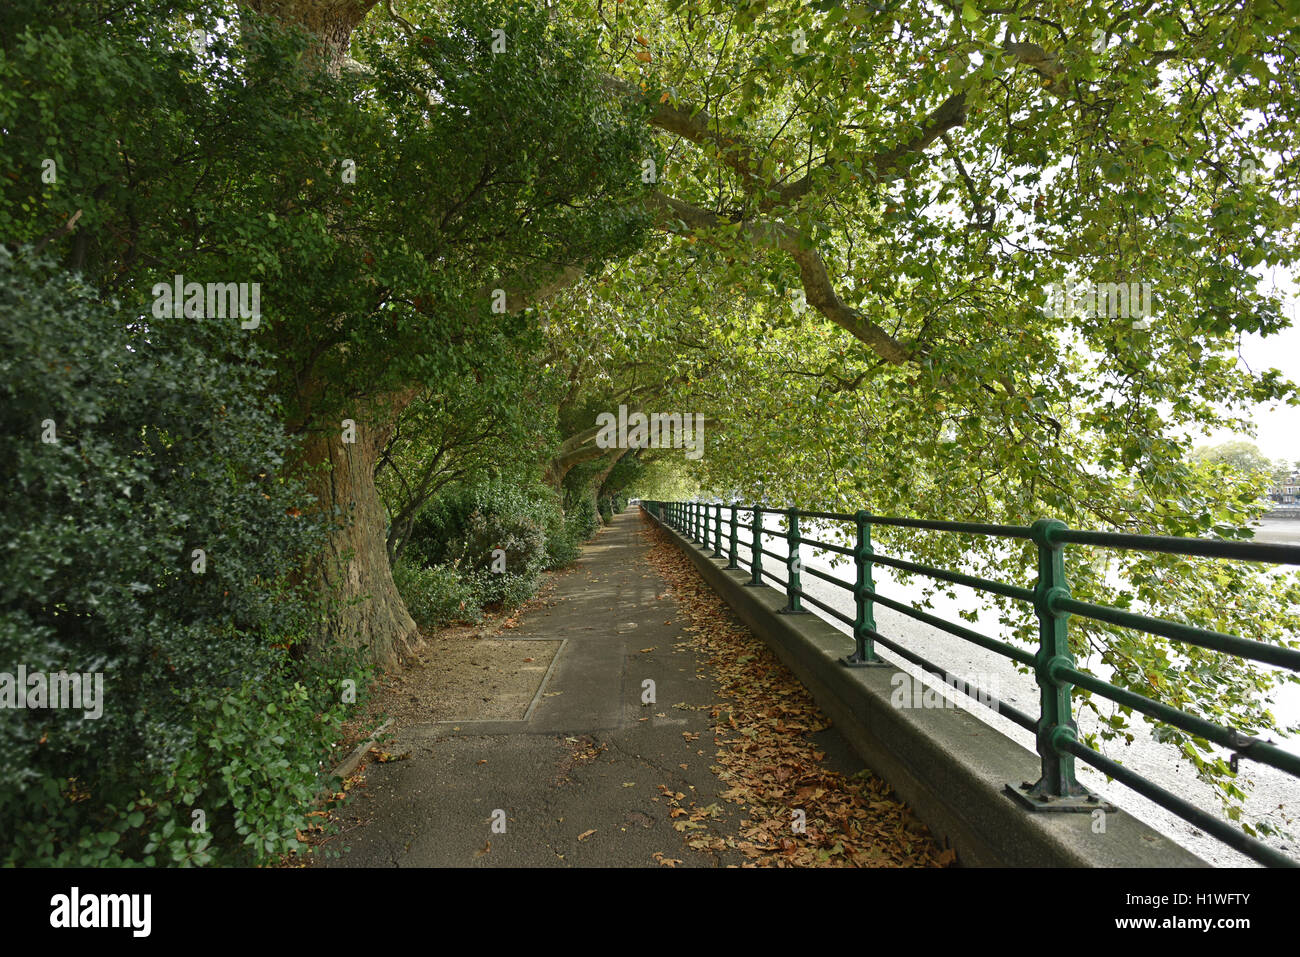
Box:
xmin=644 ymin=507 xmax=1207 ymax=868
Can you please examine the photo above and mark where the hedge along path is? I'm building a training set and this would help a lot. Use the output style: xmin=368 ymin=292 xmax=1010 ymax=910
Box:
xmin=641 ymin=517 xmax=953 ymax=868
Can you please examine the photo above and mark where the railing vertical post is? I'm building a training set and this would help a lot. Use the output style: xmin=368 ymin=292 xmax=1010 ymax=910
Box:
xmin=842 ymin=510 xmax=885 ymax=666
xmin=712 ymin=503 xmax=724 ymax=558
xmin=725 ymin=504 xmax=739 ymax=570
xmin=780 ymin=507 xmax=806 ymax=614
xmin=1008 ymin=518 xmax=1096 ymax=810
xmin=746 ymin=506 xmax=763 ymax=586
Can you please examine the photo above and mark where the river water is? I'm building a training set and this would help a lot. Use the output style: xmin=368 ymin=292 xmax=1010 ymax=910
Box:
xmin=737 ymin=514 xmax=1300 ymax=867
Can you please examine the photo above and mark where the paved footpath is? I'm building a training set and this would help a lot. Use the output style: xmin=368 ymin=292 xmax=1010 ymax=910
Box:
xmin=322 ymin=509 xmax=867 ymax=867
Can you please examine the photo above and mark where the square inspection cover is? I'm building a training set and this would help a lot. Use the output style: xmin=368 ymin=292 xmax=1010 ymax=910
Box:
xmin=376 ymin=629 xmax=564 ymax=724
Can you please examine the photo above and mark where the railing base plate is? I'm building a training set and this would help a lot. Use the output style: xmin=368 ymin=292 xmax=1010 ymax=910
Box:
xmin=1004 ymin=782 xmax=1115 ymax=813
xmin=840 ymin=654 xmax=890 ymax=668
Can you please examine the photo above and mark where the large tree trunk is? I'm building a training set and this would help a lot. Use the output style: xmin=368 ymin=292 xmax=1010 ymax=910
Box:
xmin=299 ymin=388 xmax=420 ymax=668
xmin=239 ymin=0 xmax=413 ymax=667
xmin=243 ymin=0 xmax=378 ymax=72
xmin=593 ymin=447 xmax=632 ymax=524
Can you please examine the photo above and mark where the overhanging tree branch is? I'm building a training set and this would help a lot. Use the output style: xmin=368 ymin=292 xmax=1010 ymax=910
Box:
xmin=647 ymin=192 xmax=913 ymax=364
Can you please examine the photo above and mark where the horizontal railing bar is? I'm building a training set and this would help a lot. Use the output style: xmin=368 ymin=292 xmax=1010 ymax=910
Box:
xmin=799 ymin=563 xmax=855 ymax=591
xmin=797 ymin=509 xmax=1038 ymax=543
xmin=1052 ymin=527 xmax=1300 ymax=565
xmin=761 ymin=569 xmax=789 ymax=589
xmin=760 ymin=547 xmax=787 ymax=563
xmin=1058 ymin=737 xmax=1298 ymax=868
xmin=870 ymin=590 xmax=1038 ymax=668
xmin=797 ymin=590 xmax=855 ymax=627
xmin=796 ymin=509 xmax=856 ymax=522
xmin=1051 ymin=595 xmax=1300 ymax=671
xmin=860 ymin=516 xmax=1036 ymax=539
xmin=869 ymin=552 xmax=1036 ymax=604
xmin=1054 ymin=663 xmax=1300 ymax=778
xmin=706 ymin=505 xmax=1037 ymax=539
xmin=863 ymin=628 xmax=1039 ymax=732
xmin=801 ymin=536 xmax=856 ymax=556
xmin=650 ymin=505 xmax=1300 ymax=567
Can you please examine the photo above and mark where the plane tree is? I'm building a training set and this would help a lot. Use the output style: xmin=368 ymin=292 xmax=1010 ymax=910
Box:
xmin=2 ymin=0 xmax=656 ymax=665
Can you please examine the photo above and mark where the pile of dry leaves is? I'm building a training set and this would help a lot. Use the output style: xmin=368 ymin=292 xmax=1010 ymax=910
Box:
xmin=643 ymin=518 xmax=955 ymax=868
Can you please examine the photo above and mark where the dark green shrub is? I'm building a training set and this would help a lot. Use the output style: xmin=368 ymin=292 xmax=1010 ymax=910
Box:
xmin=565 ymin=492 xmax=602 ymax=542
xmin=543 ymin=531 xmax=583 ymax=569
xmin=0 ymin=255 xmax=362 ymax=866
xmin=461 ymin=498 xmax=549 ymax=569
xmin=393 ymin=561 xmax=479 ymax=629
xmin=401 ymin=480 xmax=574 ymax=609
xmin=458 ymin=567 xmax=535 ymax=613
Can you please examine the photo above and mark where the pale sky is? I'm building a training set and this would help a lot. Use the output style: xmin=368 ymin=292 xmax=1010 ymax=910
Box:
xmin=1200 ymin=269 xmax=1300 ymax=464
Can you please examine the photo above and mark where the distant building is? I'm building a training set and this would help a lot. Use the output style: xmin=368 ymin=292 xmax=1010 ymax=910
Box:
xmin=1270 ymin=472 xmax=1300 ymax=505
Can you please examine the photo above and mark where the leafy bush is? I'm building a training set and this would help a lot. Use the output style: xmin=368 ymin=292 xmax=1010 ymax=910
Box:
xmin=543 ymin=531 xmax=583 ymax=570
xmin=393 ymin=561 xmax=479 ymax=629
xmin=0 ymin=255 xmax=363 ymax=866
xmin=565 ymin=492 xmax=602 ymax=542
xmin=465 ymin=499 xmax=547 ymax=567
xmin=400 ymin=480 xmax=582 ymax=611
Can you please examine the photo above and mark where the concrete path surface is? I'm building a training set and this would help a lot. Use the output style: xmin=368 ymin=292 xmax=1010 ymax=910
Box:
xmin=320 ymin=509 xmax=868 ymax=867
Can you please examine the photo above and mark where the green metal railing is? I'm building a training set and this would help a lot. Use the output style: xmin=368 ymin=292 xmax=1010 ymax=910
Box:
xmin=642 ymin=499 xmax=1300 ymax=867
